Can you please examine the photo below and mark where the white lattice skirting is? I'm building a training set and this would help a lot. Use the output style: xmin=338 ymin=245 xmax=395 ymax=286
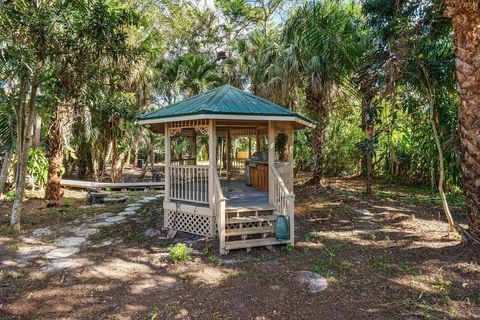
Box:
xmin=163 ymin=202 xmax=215 ymax=237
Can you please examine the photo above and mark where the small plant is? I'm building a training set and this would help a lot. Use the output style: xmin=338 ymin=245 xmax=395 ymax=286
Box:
xmin=370 ymin=258 xmax=389 ymax=270
xmin=5 ymin=189 xmax=15 ymax=202
xmin=304 ymin=232 xmax=313 ymax=242
xmin=368 ymin=232 xmax=377 ymax=240
xmin=284 ymin=243 xmax=295 ymax=253
xmin=399 ymin=262 xmax=417 ymax=274
xmin=150 ymin=306 xmax=160 ymax=320
xmin=169 ymin=243 xmax=190 ymax=263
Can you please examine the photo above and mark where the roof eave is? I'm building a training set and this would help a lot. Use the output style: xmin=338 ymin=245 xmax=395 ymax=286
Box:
xmin=138 ymin=113 xmax=315 ymax=129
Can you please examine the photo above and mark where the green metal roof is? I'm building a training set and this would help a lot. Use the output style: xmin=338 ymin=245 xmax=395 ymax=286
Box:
xmin=138 ymin=84 xmax=315 ymax=126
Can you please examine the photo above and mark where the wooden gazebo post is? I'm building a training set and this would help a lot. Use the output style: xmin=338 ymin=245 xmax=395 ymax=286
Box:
xmin=164 ymin=122 xmax=171 ymax=202
xmin=208 ymin=120 xmax=216 ymax=209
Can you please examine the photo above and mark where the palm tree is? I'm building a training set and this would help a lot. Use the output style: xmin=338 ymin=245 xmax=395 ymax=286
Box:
xmin=445 ymin=1 xmax=480 ymax=243
xmin=179 ymin=54 xmax=221 ymax=96
xmin=277 ymin=0 xmax=364 ymax=184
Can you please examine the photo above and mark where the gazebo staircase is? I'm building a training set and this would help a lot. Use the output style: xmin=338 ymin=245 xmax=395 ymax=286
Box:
xmin=224 ymin=205 xmax=290 ymax=251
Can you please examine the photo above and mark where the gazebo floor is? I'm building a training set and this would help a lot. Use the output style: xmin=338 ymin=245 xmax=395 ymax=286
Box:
xmin=220 ymin=179 xmax=269 ymax=209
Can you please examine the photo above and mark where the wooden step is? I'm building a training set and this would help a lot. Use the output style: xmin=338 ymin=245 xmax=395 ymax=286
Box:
xmin=225 ymin=237 xmax=290 ymax=250
xmin=226 ymin=226 xmax=274 ymax=236
xmin=226 ymin=215 xmax=277 ymax=224
xmin=226 ymin=205 xmax=275 ymax=213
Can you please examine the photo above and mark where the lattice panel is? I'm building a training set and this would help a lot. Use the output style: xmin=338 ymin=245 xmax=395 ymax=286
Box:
xmin=164 ymin=209 xmax=213 ymax=236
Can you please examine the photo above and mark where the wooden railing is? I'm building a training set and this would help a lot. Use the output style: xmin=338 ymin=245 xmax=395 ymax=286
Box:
xmin=275 ymin=162 xmax=293 ymax=193
xmin=231 ymin=157 xmax=248 ymax=174
xmin=213 ymin=169 xmax=227 ymax=254
xmin=169 ymin=165 xmax=209 ymax=203
xmin=171 ymin=158 xmax=196 ymax=166
xmin=271 ymin=165 xmax=295 ymax=245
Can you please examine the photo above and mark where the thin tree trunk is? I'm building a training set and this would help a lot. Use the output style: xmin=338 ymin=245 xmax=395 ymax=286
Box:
xmin=45 ymin=101 xmax=71 ymax=203
xmin=446 ymin=1 xmax=480 ymax=242
xmin=12 ymin=69 xmax=41 ymax=231
xmin=422 ymin=65 xmax=456 ymax=232
xmin=133 ymin=135 xmax=139 ymax=167
xmin=429 ymin=103 xmax=455 ymax=232
xmin=0 ymin=148 xmax=13 ymax=195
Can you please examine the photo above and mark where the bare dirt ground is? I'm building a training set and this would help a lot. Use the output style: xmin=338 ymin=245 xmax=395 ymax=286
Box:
xmin=1 ymin=177 xmax=479 ymax=320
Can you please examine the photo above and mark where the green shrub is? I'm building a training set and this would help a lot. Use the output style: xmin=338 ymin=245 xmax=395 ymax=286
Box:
xmin=169 ymin=243 xmax=190 ymax=263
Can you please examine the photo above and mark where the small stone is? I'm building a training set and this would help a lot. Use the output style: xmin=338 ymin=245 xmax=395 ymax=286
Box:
xmin=45 ymin=247 xmax=80 ymax=259
xmin=294 ymin=271 xmax=328 ymax=293
xmin=144 ymin=228 xmax=162 ymax=237
xmin=124 ymin=206 xmax=140 ymax=212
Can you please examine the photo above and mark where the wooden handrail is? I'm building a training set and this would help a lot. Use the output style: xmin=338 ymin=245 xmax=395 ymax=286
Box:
xmin=271 ymin=164 xmax=295 ymax=246
xmin=213 ymin=168 xmax=227 ymax=254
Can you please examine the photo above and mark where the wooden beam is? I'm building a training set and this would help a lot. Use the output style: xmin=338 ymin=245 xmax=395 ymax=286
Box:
xmin=226 ymin=129 xmax=231 ymax=180
xmin=268 ymin=121 xmax=275 ymax=205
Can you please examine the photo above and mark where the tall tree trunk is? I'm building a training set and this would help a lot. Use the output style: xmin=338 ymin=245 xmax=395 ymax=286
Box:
xmin=306 ymin=86 xmax=329 ymax=185
xmin=44 ymin=101 xmax=71 ymax=203
xmin=32 ymin=114 xmax=41 ymax=148
xmin=12 ymin=69 xmax=41 ymax=232
xmin=362 ymin=97 xmax=375 ymax=197
xmin=445 ymin=1 xmax=480 ymax=242
xmin=0 ymin=148 xmax=13 ymax=195
xmin=133 ymin=136 xmax=139 ymax=167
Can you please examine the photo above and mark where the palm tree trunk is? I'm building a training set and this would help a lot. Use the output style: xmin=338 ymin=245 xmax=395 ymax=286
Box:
xmin=45 ymin=101 xmax=71 ymax=202
xmin=306 ymin=87 xmax=329 ymax=185
xmin=445 ymin=1 xmax=480 ymax=242
xmin=0 ymin=148 xmax=13 ymax=195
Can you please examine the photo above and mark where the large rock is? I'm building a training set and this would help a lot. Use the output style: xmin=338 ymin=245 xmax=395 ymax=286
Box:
xmin=294 ymin=271 xmax=328 ymax=293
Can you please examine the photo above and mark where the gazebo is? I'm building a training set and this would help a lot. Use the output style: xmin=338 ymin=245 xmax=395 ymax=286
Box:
xmin=139 ymin=84 xmax=315 ymax=254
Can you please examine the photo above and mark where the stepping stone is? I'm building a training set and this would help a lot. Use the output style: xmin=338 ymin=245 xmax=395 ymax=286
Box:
xmin=45 ymin=247 xmax=80 ymax=259
xmin=142 ymin=196 xmax=157 ymax=201
xmin=124 ymin=206 xmax=140 ymax=212
xmin=126 ymin=203 xmax=141 ymax=207
xmin=294 ymin=271 xmax=328 ymax=293
xmin=74 ymin=228 xmax=99 ymax=237
xmin=91 ymin=221 xmax=115 ymax=228
xmin=105 ymin=216 xmax=126 ymax=223
xmin=55 ymin=237 xmax=87 ymax=247
xmin=17 ymin=245 xmax=53 ymax=263
xmin=32 ymin=227 xmax=53 ymax=237
xmin=119 ymin=211 xmax=136 ymax=216
xmin=42 ymin=258 xmax=87 ymax=272
xmin=92 ymin=212 xmax=116 ymax=220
